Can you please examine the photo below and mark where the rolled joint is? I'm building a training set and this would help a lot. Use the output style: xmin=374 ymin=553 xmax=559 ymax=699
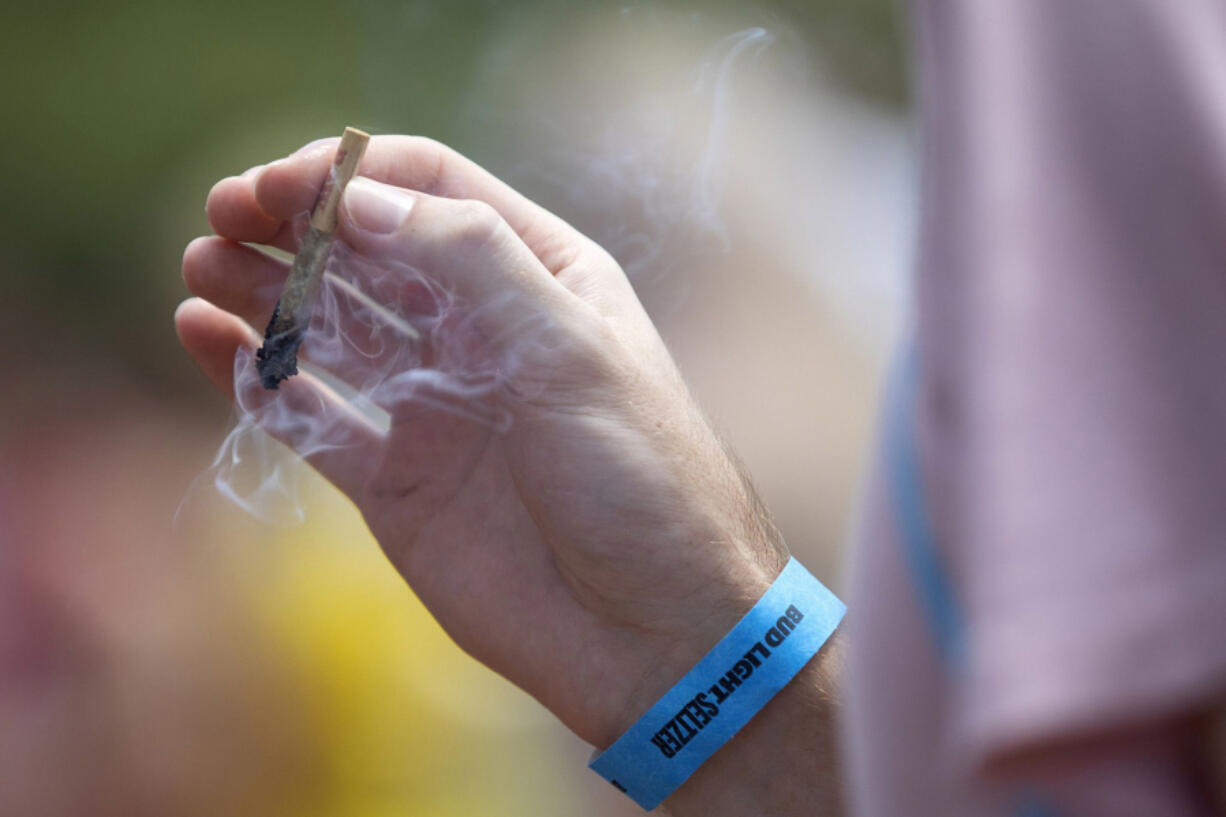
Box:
xmin=255 ymin=127 xmax=370 ymax=390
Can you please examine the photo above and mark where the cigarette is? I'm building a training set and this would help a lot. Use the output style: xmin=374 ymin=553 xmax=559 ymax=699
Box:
xmin=255 ymin=127 xmax=370 ymax=390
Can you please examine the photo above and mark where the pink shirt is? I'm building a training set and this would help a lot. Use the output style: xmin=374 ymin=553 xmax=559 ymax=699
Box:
xmin=843 ymin=2 xmax=1226 ymax=814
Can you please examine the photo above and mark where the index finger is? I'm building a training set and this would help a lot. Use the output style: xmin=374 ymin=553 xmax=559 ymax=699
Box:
xmin=207 ymin=135 xmax=585 ymax=275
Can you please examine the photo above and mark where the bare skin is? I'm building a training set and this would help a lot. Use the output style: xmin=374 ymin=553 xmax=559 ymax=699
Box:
xmin=179 ymin=135 xmax=844 ymax=815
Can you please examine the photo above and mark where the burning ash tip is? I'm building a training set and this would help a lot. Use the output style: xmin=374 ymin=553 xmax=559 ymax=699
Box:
xmin=254 ymin=350 xmax=298 ymax=390
xmin=251 ymin=128 xmax=369 ymax=391
xmin=255 ymin=320 xmax=303 ymax=391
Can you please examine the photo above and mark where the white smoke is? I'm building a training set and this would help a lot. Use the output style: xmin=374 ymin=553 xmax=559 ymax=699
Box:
xmin=208 ymin=235 xmax=521 ymax=523
xmin=203 ymin=25 xmax=785 ymax=523
xmin=495 ymin=26 xmax=777 ymax=279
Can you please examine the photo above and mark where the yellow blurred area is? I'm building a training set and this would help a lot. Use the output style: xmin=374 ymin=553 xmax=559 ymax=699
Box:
xmin=0 ymin=396 xmax=576 ymax=816
xmin=244 ymin=476 xmax=568 ymax=817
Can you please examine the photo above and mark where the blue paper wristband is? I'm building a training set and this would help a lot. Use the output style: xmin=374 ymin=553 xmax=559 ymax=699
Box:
xmin=588 ymin=557 xmax=845 ymax=811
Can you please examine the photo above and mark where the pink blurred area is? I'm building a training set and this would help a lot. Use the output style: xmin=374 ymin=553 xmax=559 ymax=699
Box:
xmin=0 ymin=357 xmax=583 ymax=816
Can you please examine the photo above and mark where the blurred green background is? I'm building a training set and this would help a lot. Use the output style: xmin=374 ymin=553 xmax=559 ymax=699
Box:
xmin=0 ymin=2 xmax=907 ymax=815
xmin=1 ymin=0 xmax=903 ymax=396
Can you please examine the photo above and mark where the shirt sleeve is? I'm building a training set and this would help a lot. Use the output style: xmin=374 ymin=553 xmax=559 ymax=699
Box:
xmin=911 ymin=0 xmax=1226 ymax=765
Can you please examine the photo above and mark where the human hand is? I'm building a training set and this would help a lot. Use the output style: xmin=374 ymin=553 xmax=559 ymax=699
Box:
xmin=178 ymin=135 xmax=790 ymax=751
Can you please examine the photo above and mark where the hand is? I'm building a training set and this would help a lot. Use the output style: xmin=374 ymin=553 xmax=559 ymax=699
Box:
xmin=180 ymin=135 xmax=792 ymax=751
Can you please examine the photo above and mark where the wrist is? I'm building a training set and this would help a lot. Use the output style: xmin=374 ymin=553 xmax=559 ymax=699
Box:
xmin=594 ymin=561 xmax=777 ymax=750
xmin=663 ymin=633 xmax=844 ymax=817
xmin=587 ymin=558 xmax=844 ymax=811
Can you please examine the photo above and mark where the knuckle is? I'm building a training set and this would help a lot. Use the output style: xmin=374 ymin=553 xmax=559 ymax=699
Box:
xmin=387 ymin=135 xmax=450 ymax=195
xmin=444 ymin=198 xmax=504 ymax=245
xmin=405 ymin=134 xmax=449 ymax=160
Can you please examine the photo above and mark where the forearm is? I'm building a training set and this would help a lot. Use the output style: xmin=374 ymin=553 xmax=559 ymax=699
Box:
xmin=663 ymin=632 xmax=845 ymax=817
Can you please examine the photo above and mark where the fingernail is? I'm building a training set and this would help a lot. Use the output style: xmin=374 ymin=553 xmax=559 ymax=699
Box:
xmin=344 ymin=177 xmax=414 ymax=235
xmin=241 ymin=163 xmax=266 ymax=179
